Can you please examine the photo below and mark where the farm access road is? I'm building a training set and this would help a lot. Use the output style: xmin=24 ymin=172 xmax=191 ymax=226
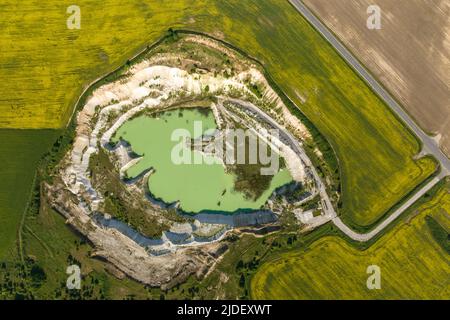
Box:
xmin=289 ymin=0 xmax=450 ymax=241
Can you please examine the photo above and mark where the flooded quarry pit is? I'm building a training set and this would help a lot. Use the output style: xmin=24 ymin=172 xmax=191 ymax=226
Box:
xmin=45 ymin=32 xmax=336 ymax=288
xmin=112 ymin=108 xmax=292 ymax=213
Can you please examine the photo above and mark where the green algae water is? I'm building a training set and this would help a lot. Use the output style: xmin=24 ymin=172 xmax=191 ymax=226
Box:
xmin=112 ymin=108 xmax=292 ymax=213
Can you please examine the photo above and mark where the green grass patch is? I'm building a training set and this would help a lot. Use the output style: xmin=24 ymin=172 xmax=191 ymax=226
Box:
xmin=426 ymin=216 xmax=450 ymax=254
xmin=0 ymin=129 xmax=57 ymax=260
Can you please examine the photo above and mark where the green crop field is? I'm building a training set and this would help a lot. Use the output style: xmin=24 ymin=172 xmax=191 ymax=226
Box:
xmin=250 ymin=180 xmax=450 ymax=300
xmin=0 ymin=0 xmax=434 ymax=228
xmin=0 ymin=129 xmax=57 ymax=260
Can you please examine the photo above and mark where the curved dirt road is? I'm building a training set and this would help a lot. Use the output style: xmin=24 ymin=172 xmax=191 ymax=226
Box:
xmin=332 ymin=174 xmax=444 ymax=242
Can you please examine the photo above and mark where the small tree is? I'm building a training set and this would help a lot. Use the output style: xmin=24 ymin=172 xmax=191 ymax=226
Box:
xmin=239 ymin=274 xmax=246 ymax=288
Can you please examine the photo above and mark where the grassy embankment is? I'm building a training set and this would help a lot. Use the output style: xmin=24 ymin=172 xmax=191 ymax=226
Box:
xmin=250 ymin=180 xmax=450 ymax=300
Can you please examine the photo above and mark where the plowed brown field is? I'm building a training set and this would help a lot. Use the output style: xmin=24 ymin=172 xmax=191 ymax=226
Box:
xmin=303 ymin=0 xmax=450 ymax=156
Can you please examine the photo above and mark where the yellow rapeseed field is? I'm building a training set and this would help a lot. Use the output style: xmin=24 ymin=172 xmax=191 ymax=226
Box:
xmin=251 ymin=181 xmax=450 ymax=299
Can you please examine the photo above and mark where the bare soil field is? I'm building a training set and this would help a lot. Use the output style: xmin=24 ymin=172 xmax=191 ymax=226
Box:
xmin=303 ymin=0 xmax=450 ymax=156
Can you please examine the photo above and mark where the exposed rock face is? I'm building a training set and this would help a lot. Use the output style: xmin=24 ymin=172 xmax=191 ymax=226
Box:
xmin=45 ymin=182 xmax=227 ymax=288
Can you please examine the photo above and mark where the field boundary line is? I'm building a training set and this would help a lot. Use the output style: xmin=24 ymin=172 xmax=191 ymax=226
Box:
xmin=24 ymin=225 xmax=54 ymax=259
xmin=17 ymin=171 xmax=37 ymax=263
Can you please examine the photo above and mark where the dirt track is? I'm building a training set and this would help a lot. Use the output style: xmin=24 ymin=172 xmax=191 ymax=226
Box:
xmin=302 ymin=0 xmax=450 ymax=157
